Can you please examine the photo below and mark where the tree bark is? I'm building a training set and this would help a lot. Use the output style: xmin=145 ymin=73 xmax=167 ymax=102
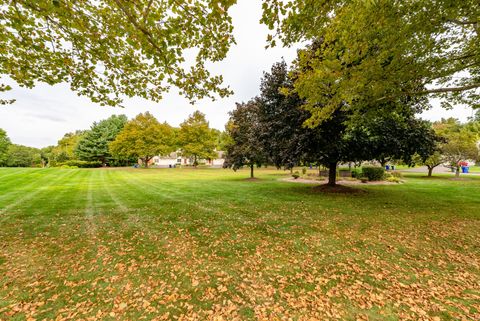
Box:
xmin=327 ymin=162 xmax=337 ymax=186
xmin=250 ymin=163 xmax=254 ymax=178
xmin=427 ymin=166 xmax=433 ymax=177
xmin=455 ymin=166 xmax=460 ymax=177
xmin=144 ymin=156 xmax=149 ymax=168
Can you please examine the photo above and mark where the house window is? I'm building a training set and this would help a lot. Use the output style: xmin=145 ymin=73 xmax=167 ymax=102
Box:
xmin=177 ymin=159 xmax=181 ymax=163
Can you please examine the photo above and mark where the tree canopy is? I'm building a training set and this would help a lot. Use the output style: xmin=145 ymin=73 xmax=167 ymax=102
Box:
xmin=51 ymin=131 xmax=85 ymax=162
xmin=0 ymin=128 xmax=11 ymax=166
xmin=178 ymin=111 xmax=216 ymax=165
xmin=432 ymin=118 xmax=479 ymax=177
xmin=5 ymin=144 xmax=41 ymax=167
xmin=75 ymin=114 xmax=127 ymax=165
xmin=261 ymin=1 xmax=479 ymax=125
xmin=0 ymin=0 xmax=236 ymax=106
xmin=224 ymin=101 xmax=266 ymax=178
xmin=253 ymin=60 xmax=440 ymax=186
xmin=109 ymin=112 xmax=175 ymax=168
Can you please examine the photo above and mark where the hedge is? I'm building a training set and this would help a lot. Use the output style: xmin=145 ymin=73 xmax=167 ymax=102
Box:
xmin=55 ymin=160 xmax=102 ymax=168
xmin=361 ymin=166 xmax=385 ymax=181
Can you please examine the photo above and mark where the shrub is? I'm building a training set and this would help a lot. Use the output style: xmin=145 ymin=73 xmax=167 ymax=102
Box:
xmin=292 ymin=171 xmax=300 ymax=179
xmin=60 ymin=165 xmax=79 ymax=169
xmin=360 ymin=177 xmax=369 ymax=183
xmin=390 ymin=170 xmax=403 ymax=178
xmin=386 ymin=176 xmax=401 ymax=183
xmin=351 ymin=168 xmax=362 ymax=178
xmin=362 ymin=166 xmax=385 ymax=181
xmin=302 ymin=167 xmax=307 ymax=175
xmin=56 ymin=160 xmax=102 ymax=168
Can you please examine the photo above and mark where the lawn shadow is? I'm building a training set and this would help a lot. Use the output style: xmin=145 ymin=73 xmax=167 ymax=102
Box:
xmin=312 ymin=184 xmax=368 ymax=194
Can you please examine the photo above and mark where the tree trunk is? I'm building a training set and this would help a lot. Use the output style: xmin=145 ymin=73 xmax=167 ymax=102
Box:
xmin=427 ymin=166 xmax=433 ymax=177
xmin=327 ymin=162 xmax=337 ymax=186
xmin=250 ymin=163 xmax=254 ymax=178
xmin=144 ymin=157 xmax=149 ymax=168
xmin=194 ymin=155 xmax=197 ymax=168
xmin=455 ymin=166 xmax=460 ymax=177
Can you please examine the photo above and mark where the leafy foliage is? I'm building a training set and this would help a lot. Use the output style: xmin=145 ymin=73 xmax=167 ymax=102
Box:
xmin=256 ymin=61 xmax=306 ymax=169
xmin=361 ymin=166 xmax=386 ymax=181
xmin=256 ymin=60 xmax=438 ymax=186
xmin=109 ymin=112 xmax=175 ymax=168
xmin=224 ymin=101 xmax=267 ymax=178
xmin=5 ymin=144 xmax=41 ymax=167
xmin=0 ymin=0 xmax=236 ymax=106
xmin=75 ymin=115 xmax=127 ymax=164
xmin=178 ymin=111 xmax=216 ymax=165
xmin=433 ymin=119 xmax=479 ymax=176
xmin=347 ymin=107 xmax=440 ymax=166
xmin=51 ymin=131 xmax=85 ymax=162
xmin=55 ymin=160 xmax=102 ymax=168
xmin=0 ymin=128 xmax=11 ymax=166
xmin=261 ymin=1 xmax=480 ymax=124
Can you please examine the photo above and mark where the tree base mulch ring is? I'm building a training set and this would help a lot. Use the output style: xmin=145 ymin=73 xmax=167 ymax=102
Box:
xmin=312 ymin=184 xmax=367 ymax=194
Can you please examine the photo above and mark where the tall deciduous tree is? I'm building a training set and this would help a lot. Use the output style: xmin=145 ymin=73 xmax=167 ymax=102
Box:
xmin=75 ymin=115 xmax=127 ymax=165
xmin=257 ymin=61 xmax=306 ymax=170
xmin=224 ymin=101 xmax=266 ymax=178
xmin=0 ymin=128 xmax=11 ymax=166
xmin=347 ymin=107 xmax=440 ymax=167
xmin=417 ymin=151 xmax=444 ymax=178
xmin=109 ymin=112 xmax=175 ymax=168
xmin=0 ymin=0 xmax=235 ymax=106
xmin=262 ymin=1 xmax=479 ymax=123
xmin=257 ymin=60 xmax=439 ymax=186
xmin=51 ymin=131 xmax=85 ymax=162
xmin=433 ymin=119 xmax=479 ymax=177
xmin=178 ymin=111 xmax=216 ymax=166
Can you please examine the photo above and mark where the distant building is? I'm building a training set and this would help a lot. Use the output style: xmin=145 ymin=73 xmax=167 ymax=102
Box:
xmin=146 ymin=150 xmax=225 ymax=167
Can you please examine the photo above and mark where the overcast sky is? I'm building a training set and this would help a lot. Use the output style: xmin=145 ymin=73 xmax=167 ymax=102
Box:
xmin=0 ymin=1 xmax=475 ymax=148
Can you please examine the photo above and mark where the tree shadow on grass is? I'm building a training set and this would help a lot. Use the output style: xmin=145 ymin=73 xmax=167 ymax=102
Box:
xmin=312 ymin=184 xmax=368 ymax=194
xmin=243 ymin=177 xmax=261 ymax=182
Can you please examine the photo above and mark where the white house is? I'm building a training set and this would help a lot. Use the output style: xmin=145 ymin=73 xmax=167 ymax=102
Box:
xmin=149 ymin=150 xmax=225 ymax=167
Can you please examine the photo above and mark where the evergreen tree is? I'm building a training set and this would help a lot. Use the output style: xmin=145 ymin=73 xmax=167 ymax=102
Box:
xmin=75 ymin=115 xmax=128 ymax=165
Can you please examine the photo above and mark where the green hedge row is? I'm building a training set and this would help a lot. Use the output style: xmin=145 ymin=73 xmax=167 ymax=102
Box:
xmin=55 ymin=160 xmax=102 ymax=168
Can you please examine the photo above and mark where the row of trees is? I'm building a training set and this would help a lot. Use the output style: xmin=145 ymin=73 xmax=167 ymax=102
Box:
xmin=109 ymin=111 xmax=223 ymax=168
xmin=224 ymin=58 xmax=479 ymax=185
xmin=0 ymin=112 xmax=227 ymax=168
xmin=0 ymin=129 xmax=47 ymax=167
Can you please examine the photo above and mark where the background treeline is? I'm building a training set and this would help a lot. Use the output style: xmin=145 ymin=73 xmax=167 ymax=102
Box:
xmin=0 ymin=112 xmax=228 ymax=168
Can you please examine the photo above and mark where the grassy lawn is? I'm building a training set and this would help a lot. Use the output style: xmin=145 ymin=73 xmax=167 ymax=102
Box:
xmin=468 ymin=165 xmax=480 ymax=173
xmin=0 ymin=168 xmax=479 ymax=320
